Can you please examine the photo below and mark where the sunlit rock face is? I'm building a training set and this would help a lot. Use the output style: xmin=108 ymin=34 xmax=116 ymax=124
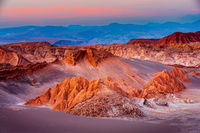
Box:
xmin=25 ymin=76 xmax=144 ymax=118
xmin=0 ymin=48 xmax=30 ymax=66
xmin=157 ymin=32 xmax=200 ymax=47
xmin=112 ymin=31 xmax=200 ymax=66
xmin=25 ymin=77 xmax=100 ymax=110
xmin=139 ymin=68 xmax=188 ymax=98
xmin=128 ymin=31 xmax=200 ymax=48
xmin=0 ymin=42 xmax=68 ymax=64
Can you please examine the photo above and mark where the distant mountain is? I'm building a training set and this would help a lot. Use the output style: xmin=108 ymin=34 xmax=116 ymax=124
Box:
xmin=157 ymin=31 xmax=200 ymax=47
xmin=0 ymin=20 xmax=200 ymax=45
xmin=128 ymin=31 xmax=200 ymax=48
xmin=54 ymin=40 xmax=88 ymax=46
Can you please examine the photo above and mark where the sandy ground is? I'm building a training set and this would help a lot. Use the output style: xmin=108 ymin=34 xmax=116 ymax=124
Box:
xmin=0 ymin=104 xmax=181 ymax=133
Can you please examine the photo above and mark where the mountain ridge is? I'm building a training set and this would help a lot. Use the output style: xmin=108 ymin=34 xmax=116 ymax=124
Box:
xmin=0 ymin=20 xmax=200 ymax=45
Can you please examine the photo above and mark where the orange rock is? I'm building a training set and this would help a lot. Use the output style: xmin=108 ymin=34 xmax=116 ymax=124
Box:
xmin=104 ymin=77 xmax=130 ymax=97
xmin=0 ymin=48 xmax=19 ymax=66
xmin=25 ymin=88 xmax=52 ymax=106
xmin=86 ymin=48 xmax=98 ymax=67
xmin=171 ymin=67 xmax=190 ymax=82
xmin=157 ymin=32 xmax=200 ymax=48
xmin=127 ymin=88 xmax=141 ymax=97
xmin=190 ymin=70 xmax=200 ymax=77
xmin=139 ymin=69 xmax=186 ymax=98
xmin=25 ymin=76 xmax=100 ymax=112
xmin=63 ymin=50 xmax=85 ymax=65
xmin=63 ymin=48 xmax=112 ymax=67
xmin=128 ymin=31 xmax=200 ymax=50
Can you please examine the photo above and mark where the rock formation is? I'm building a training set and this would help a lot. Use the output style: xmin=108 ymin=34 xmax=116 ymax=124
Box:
xmin=25 ymin=77 xmax=100 ymax=111
xmin=157 ymin=32 xmax=200 ymax=47
xmin=25 ymin=66 xmax=191 ymax=117
xmin=0 ymin=48 xmax=30 ymax=66
xmin=128 ymin=31 xmax=200 ymax=48
xmin=171 ymin=67 xmax=190 ymax=82
xmin=95 ymin=38 xmax=200 ymax=67
xmin=139 ymin=68 xmax=187 ymax=98
xmin=190 ymin=70 xmax=200 ymax=77
xmin=63 ymin=48 xmax=112 ymax=67
xmin=0 ymin=62 xmax=48 ymax=80
xmin=0 ymin=31 xmax=199 ymax=67
xmin=128 ymin=39 xmax=159 ymax=46
xmin=25 ymin=75 xmax=146 ymax=117
xmin=0 ymin=41 xmax=68 ymax=64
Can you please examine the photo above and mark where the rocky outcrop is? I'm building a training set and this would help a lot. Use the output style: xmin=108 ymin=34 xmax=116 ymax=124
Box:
xmin=94 ymin=42 xmax=200 ymax=67
xmin=128 ymin=31 xmax=200 ymax=49
xmin=0 ymin=41 xmax=68 ymax=64
xmin=63 ymin=48 xmax=112 ymax=67
xmin=139 ymin=69 xmax=187 ymax=98
xmin=190 ymin=70 xmax=200 ymax=77
xmin=25 ymin=77 xmax=100 ymax=111
xmin=171 ymin=67 xmax=190 ymax=82
xmin=0 ymin=48 xmax=19 ymax=66
xmin=157 ymin=32 xmax=200 ymax=47
xmin=0 ymin=48 xmax=30 ymax=66
xmin=25 ymin=76 xmax=144 ymax=117
xmin=0 ymin=62 xmax=48 ymax=80
xmin=63 ymin=50 xmax=85 ymax=65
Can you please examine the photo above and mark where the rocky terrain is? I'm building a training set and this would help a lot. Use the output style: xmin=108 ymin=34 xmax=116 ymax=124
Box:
xmin=1 ymin=31 xmax=199 ymax=67
xmin=25 ymin=48 xmax=197 ymax=117
xmin=128 ymin=31 xmax=200 ymax=48
xmin=0 ymin=31 xmax=200 ymax=132
xmin=95 ymin=31 xmax=200 ymax=66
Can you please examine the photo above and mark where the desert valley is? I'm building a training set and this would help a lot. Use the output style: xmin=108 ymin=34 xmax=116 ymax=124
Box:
xmin=0 ymin=31 xmax=200 ymax=133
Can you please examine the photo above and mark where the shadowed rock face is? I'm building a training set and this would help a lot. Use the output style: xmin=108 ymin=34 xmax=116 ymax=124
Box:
xmin=0 ymin=62 xmax=48 ymax=80
xmin=63 ymin=48 xmax=113 ymax=67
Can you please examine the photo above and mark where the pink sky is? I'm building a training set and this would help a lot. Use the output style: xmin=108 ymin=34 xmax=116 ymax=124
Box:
xmin=0 ymin=0 xmax=199 ymax=27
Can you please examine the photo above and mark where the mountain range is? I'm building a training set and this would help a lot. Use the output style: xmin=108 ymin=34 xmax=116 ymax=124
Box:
xmin=0 ymin=20 xmax=200 ymax=45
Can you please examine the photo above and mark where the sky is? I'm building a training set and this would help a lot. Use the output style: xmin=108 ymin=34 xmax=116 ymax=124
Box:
xmin=0 ymin=0 xmax=200 ymax=27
